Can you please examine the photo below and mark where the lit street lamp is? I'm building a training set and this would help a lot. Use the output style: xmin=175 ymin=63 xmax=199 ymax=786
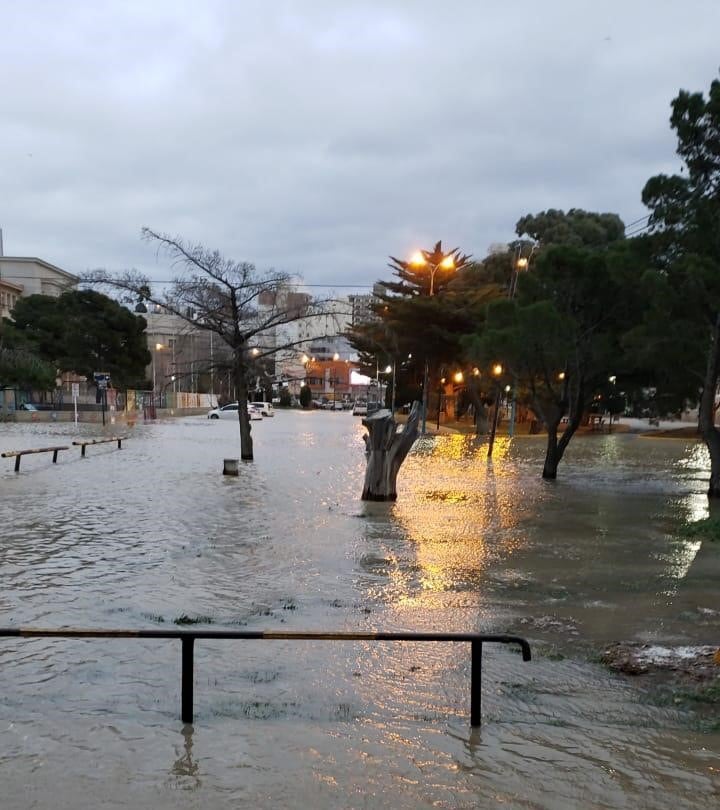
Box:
xmin=507 ymin=247 xmax=537 ymax=436
xmin=408 ymin=246 xmax=462 ymax=434
xmin=487 ymin=363 xmax=504 ymax=458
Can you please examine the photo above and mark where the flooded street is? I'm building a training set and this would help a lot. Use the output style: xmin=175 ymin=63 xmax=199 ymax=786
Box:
xmin=1 ymin=413 xmax=718 ymax=808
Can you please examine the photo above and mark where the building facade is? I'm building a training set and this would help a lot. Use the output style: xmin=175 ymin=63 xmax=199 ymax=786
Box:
xmin=0 ymin=256 xmax=78 ymax=305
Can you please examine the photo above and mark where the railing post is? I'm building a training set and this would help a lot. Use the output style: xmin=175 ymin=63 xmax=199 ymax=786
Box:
xmin=14 ymin=455 xmax=20 ymax=472
xmin=181 ymin=636 xmax=195 ymax=724
xmin=471 ymin=640 xmax=482 ymax=727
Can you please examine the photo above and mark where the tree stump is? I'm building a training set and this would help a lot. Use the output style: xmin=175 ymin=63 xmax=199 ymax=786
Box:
xmin=361 ymin=401 xmax=421 ymax=501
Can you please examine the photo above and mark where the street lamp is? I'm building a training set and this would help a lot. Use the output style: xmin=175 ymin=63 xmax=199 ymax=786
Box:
xmin=152 ymin=342 xmax=166 ymax=394
xmin=409 ymin=248 xmax=458 ymax=433
xmin=507 ymin=247 xmax=538 ymax=434
xmin=409 ymin=251 xmax=456 ymax=297
xmin=488 ymin=362 xmax=504 ymax=458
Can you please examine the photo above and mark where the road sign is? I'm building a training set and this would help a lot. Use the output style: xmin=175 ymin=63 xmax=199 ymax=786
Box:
xmin=94 ymin=372 xmax=110 ymax=390
xmin=71 ymin=383 xmax=80 ymax=398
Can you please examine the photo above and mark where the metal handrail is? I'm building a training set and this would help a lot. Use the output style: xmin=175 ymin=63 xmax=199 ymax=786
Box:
xmin=0 ymin=627 xmax=531 ymax=726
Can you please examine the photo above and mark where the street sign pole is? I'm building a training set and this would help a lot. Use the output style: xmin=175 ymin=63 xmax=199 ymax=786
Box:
xmin=72 ymin=382 xmax=79 ymax=426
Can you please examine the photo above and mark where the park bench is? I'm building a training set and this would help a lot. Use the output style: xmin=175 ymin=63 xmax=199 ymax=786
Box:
xmin=1 ymin=446 xmax=70 ymax=472
xmin=72 ymin=436 xmax=126 ymax=457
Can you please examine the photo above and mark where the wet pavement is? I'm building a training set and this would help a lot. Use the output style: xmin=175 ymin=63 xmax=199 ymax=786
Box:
xmin=0 ymin=412 xmax=718 ymax=808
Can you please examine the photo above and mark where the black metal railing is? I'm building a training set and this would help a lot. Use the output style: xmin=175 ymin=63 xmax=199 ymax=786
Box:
xmin=0 ymin=628 xmax=531 ymax=726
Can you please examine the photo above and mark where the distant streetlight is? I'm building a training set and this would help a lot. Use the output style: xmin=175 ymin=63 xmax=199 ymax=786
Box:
xmin=507 ymin=246 xmax=538 ymax=433
xmin=412 ymin=247 xmax=452 ymax=433
xmin=488 ymin=362 xmax=505 ymax=458
xmin=453 ymin=371 xmax=464 ymax=384
xmin=409 ymin=250 xmax=456 ymax=297
xmin=403 ymin=243 xmax=471 ymax=433
xmin=333 ymin=352 xmax=340 ymax=361
xmin=152 ymin=342 xmax=168 ymax=392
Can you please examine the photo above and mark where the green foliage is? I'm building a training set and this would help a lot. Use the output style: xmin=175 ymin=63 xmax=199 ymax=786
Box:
xmin=640 ymin=75 xmax=720 ymax=484
xmin=299 ymin=384 xmax=311 ymax=408
xmin=0 ymin=345 xmax=56 ymax=390
xmin=516 ymin=208 xmax=626 ymax=247
xmin=347 ymin=245 xmax=504 ymax=387
xmin=11 ymin=290 xmax=151 ymax=388
xmin=467 ymin=243 xmax=630 ymax=421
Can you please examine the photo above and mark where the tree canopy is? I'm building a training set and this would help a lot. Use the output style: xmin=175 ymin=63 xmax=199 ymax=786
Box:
xmin=516 ymin=208 xmax=626 ymax=247
xmin=640 ymin=74 xmax=720 ymax=496
xmin=465 ymin=240 xmax=636 ymax=478
xmin=10 ymin=289 xmax=151 ymax=388
xmin=87 ymin=228 xmax=334 ymax=460
xmin=347 ymin=242 xmax=501 ymax=411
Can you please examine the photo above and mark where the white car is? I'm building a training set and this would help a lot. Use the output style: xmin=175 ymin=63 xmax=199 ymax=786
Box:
xmin=207 ymin=403 xmax=262 ymax=420
xmin=250 ymin=401 xmax=274 ymax=416
xmin=352 ymin=400 xmax=368 ymax=416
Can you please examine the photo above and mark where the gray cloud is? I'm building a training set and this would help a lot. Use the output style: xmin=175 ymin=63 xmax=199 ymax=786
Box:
xmin=1 ymin=0 xmax=718 ymax=290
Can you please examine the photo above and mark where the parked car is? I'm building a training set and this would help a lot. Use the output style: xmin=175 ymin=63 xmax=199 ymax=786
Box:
xmin=250 ymin=401 xmax=274 ymax=417
xmin=352 ymin=400 xmax=368 ymax=416
xmin=18 ymin=403 xmax=39 ymax=411
xmin=207 ymin=403 xmax=262 ymax=420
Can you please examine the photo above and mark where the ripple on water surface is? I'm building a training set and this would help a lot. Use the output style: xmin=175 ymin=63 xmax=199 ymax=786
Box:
xmin=0 ymin=415 xmax=717 ymax=808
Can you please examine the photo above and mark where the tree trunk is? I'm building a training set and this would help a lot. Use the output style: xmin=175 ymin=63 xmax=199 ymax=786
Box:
xmin=466 ymin=383 xmax=488 ymax=436
xmin=361 ymin=401 xmax=421 ymax=501
xmin=235 ymin=358 xmax=253 ymax=461
xmin=699 ymin=314 xmax=720 ymax=497
xmin=537 ymin=381 xmax=583 ymax=481
xmin=542 ymin=421 xmax=560 ymax=479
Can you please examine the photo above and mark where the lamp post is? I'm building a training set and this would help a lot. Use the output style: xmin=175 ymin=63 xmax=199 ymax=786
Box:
xmin=409 ymin=249 xmax=457 ymax=434
xmin=152 ymin=342 xmax=166 ymax=400
xmin=507 ymin=247 xmax=537 ymax=436
xmin=487 ymin=363 xmax=504 ymax=459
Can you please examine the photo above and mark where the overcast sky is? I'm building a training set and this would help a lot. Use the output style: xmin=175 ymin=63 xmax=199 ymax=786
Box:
xmin=1 ymin=0 xmax=718 ymax=292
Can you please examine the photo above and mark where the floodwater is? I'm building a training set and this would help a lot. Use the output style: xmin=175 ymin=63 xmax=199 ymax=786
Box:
xmin=0 ymin=412 xmax=718 ymax=809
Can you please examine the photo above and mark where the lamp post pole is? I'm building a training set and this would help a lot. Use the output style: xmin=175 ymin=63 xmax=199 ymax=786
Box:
xmin=406 ymin=246 xmax=466 ymax=434
xmin=391 ymin=360 xmax=396 ymax=414
xmin=487 ymin=364 xmax=504 ymax=459
xmin=507 ymin=249 xmax=535 ymax=437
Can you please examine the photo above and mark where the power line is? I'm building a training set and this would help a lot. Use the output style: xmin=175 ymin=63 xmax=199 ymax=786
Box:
xmin=624 ymin=214 xmax=650 ymax=230
xmin=0 ymin=276 xmax=378 ymax=289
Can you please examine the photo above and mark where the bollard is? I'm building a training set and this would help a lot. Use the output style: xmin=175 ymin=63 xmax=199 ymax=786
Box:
xmin=223 ymin=459 xmax=239 ymax=476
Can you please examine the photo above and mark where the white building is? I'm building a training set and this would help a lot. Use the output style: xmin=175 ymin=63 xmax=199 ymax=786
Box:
xmin=0 ymin=256 xmax=78 ymax=318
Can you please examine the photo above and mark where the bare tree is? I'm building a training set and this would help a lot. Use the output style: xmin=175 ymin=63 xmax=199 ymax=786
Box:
xmin=86 ymin=228 xmax=336 ymax=461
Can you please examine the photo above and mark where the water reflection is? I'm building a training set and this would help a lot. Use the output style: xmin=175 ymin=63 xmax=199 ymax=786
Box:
xmin=0 ymin=417 xmax=718 ymax=808
xmin=169 ymin=726 xmax=201 ymax=791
